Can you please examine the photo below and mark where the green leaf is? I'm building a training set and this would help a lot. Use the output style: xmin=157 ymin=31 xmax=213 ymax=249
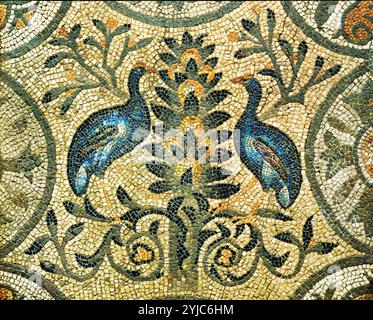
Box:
xmin=202 ymin=90 xmax=230 ymax=111
xmin=68 ymin=24 xmax=81 ymax=39
xmin=274 ymin=232 xmax=297 ymax=244
xmin=63 ymin=201 xmax=85 ymax=216
xmin=204 ymin=57 xmax=218 ymax=68
xmin=84 ymin=198 xmax=112 ymax=222
xmin=159 ymin=52 xmax=178 ymax=66
xmin=203 ymin=183 xmax=240 ymax=199
xmin=241 ymin=19 xmax=257 ymax=34
xmin=258 ymin=69 xmax=284 ymax=85
xmin=333 ymin=176 xmax=357 ymax=204
xmin=323 ymin=130 xmax=340 ymax=149
xmin=182 ymin=31 xmax=193 ymax=46
xmin=194 ymin=34 xmax=207 ymax=47
xmin=180 ymin=168 xmax=193 ymax=185
xmin=202 ymin=167 xmax=231 ymax=183
xmin=131 ymin=37 xmax=153 ymax=50
xmin=111 ymin=23 xmax=131 ymax=37
xmin=83 ymin=37 xmax=102 ymax=50
xmin=327 ymin=116 xmax=354 ymax=134
xmin=302 ymin=216 xmax=314 ymax=249
xmin=44 ymin=52 xmax=69 ymax=68
xmin=315 ymin=1 xmax=339 ymax=30
xmin=60 ymin=89 xmax=81 ymax=115
xmin=149 ymin=221 xmax=160 ymax=237
xmin=317 ymin=65 xmax=342 ymax=83
xmin=203 ymin=111 xmax=231 ymax=130
xmin=200 ymin=44 xmax=215 ymax=60
xmin=42 ymin=87 xmax=69 ymax=103
xmin=46 ymin=210 xmax=57 ymax=236
xmin=184 ymin=91 xmax=199 ymax=116
xmin=186 ymin=58 xmax=198 ymax=75
xmin=205 ymin=72 xmax=223 ymax=91
xmin=234 ymin=47 xmax=265 ymax=59
xmin=262 ymin=247 xmax=290 ymax=268
xmin=151 ymin=104 xmax=182 ymax=127
xmin=92 ymin=19 xmax=107 ymax=35
xmin=278 ymin=39 xmax=294 ymax=63
xmin=48 ymin=38 xmax=71 ymax=47
xmin=116 ymin=186 xmax=133 ymax=206
xmin=164 ymin=37 xmax=179 ymax=53
xmin=267 ymin=8 xmax=276 ymax=43
xmin=146 ymin=162 xmax=172 ymax=179
xmin=313 ymin=242 xmax=339 ymax=254
xmin=155 ymin=86 xmax=180 ymax=107
xmin=24 ymin=235 xmax=50 ymax=255
xmin=149 ymin=181 xmax=174 ymax=194
xmin=296 ymin=41 xmax=308 ymax=67
xmin=40 ymin=261 xmax=60 ymax=274
xmin=256 ymin=209 xmax=293 ymax=221
xmin=159 ymin=70 xmax=178 ymax=90
xmin=63 ymin=222 xmax=85 ymax=243
xmin=75 ymin=253 xmax=102 ymax=268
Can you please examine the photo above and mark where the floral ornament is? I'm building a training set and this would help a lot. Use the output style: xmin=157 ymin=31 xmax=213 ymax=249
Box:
xmin=23 ymin=191 xmax=339 ymax=287
xmin=0 ymin=114 xmax=42 ymax=224
xmin=0 ymin=285 xmax=24 ymax=300
xmin=314 ymin=1 xmax=372 ymax=45
xmin=151 ymin=31 xmax=231 ymax=130
xmin=24 ymin=197 xmax=165 ymax=281
xmin=144 ymin=31 xmax=238 ymax=200
xmin=129 ymin=1 xmax=197 ymax=12
xmin=42 ymin=19 xmax=152 ymax=114
xmin=234 ymin=7 xmax=342 ymax=119
xmin=321 ymin=80 xmax=373 ymax=238
xmin=144 ymin=128 xmax=238 ymax=200
xmin=200 ymin=211 xmax=339 ymax=286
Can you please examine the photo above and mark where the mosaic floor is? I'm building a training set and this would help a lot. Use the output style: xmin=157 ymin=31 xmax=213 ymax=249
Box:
xmin=0 ymin=1 xmax=372 ymax=300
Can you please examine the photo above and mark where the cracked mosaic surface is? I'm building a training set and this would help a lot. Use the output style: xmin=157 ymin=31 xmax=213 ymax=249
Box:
xmin=0 ymin=1 xmax=372 ymax=300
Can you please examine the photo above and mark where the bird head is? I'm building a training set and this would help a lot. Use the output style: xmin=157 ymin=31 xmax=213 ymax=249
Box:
xmin=230 ymin=73 xmax=254 ymax=84
xmin=231 ymin=74 xmax=260 ymax=92
xmin=133 ymin=61 xmax=158 ymax=75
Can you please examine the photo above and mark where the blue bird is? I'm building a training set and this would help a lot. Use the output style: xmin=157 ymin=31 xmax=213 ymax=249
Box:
xmin=67 ymin=62 xmax=156 ymax=196
xmin=231 ymin=74 xmax=302 ymax=209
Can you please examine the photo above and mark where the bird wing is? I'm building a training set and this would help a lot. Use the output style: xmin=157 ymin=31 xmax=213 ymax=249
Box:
xmin=79 ymin=125 xmax=119 ymax=156
xmin=252 ymin=138 xmax=288 ymax=182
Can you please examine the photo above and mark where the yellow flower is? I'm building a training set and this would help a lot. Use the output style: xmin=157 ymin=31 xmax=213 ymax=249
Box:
xmin=58 ymin=26 xmax=68 ymax=37
xmin=66 ymin=89 xmax=77 ymax=95
xmin=198 ymin=65 xmax=215 ymax=82
xmin=15 ymin=19 xmax=26 ymax=30
xmin=218 ymin=248 xmax=233 ymax=266
xmin=0 ymin=287 xmax=13 ymax=300
xmin=180 ymin=48 xmax=202 ymax=64
xmin=252 ymin=5 xmax=262 ymax=15
xmin=107 ymin=18 xmax=119 ymax=29
xmin=128 ymin=39 xmax=136 ymax=48
xmin=134 ymin=246 xmax=152 ymax=262
xmin=228 ymin=32 xmax=239 ymax=42
xmin=0 ymin=4 xmax=7 ymax=29
xmin=178 ymin=115 xmax=204 ymax=133
xmin=167 ymin=63 xmax=185 ymax=81
xmin=175 ymin=161 xmax=203 ymax=182
xmin=66 ymin=71 xmax=76 ymax=81
xmin=177 ymin=79 xmax=204 ymax=104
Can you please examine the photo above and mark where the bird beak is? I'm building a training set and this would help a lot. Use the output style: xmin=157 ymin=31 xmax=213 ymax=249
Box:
xmin=230 ymin=74 xmax=254 ymax=84
xmin=134 ymin=61 xmax=158 ymax=75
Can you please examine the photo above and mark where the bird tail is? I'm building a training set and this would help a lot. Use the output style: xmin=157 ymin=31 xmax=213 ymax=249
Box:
xmin=276 ymin=186 xmax=291 ymax=209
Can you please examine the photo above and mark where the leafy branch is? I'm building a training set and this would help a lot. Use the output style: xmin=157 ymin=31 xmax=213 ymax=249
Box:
xmin=42 ymin=20 xmax=152 ymax=115
xmin=234 ymin=8 xmax=342 ymax=119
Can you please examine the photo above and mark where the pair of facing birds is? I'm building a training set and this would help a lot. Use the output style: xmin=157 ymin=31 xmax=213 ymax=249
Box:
xmin=68 ymin=61 xmax=302 ymax=209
